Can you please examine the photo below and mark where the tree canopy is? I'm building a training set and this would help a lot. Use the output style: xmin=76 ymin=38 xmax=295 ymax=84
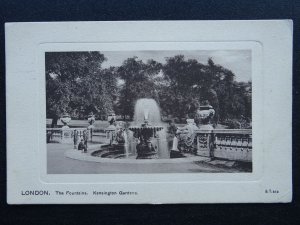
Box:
xmin=46 ymin=52 xmax=251 ymax=126
xmin=46 ymin=51 xmax=117 ymax=121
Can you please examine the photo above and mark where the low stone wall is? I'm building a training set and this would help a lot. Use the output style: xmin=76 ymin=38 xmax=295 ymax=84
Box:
xmin=195 ymin=129 xmax=252 ymax=162
xmin=47 ymin=128 xmax=85 ymax=143
xmin=47 ymin=128 xmax=109 ymax=144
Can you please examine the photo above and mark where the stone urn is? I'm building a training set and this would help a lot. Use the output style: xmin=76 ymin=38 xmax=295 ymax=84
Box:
xmin=60 ymin=113 xmax=72 ymax=143
xmin=107 ymin=112 xmax=116 ymax=125
xmin=196 ymin=104 xmax=215 ymax=129
xmin=60 ymin=113 xmax=71 ymax=129
xmin=87 ymin=112 xmax=96 ymax=129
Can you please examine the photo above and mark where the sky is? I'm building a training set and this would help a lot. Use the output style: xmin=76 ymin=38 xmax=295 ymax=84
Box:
xmin=101 ymin=50 xmax=251 ymax=82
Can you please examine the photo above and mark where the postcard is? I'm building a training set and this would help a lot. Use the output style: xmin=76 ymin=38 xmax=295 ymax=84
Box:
xmin=6 ymin=20 xmax=292 ymax=204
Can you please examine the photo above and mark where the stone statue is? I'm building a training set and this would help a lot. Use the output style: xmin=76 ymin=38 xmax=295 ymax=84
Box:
xmin=113 ymin=122 xmax=126 ymax=145
xmin=171 ymin=119 xmax=198 ymax=154
xmin=105 ymin=111 xmax=117 ymax=145
xmin=87 ymin=112 xmax=95 ymax=129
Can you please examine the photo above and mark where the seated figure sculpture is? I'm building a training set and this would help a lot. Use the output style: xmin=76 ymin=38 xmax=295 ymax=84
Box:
xmin=113 ymin=121 xmax=126 ymax=145
xmin=171 ymin=119 xmax=199 ymax=156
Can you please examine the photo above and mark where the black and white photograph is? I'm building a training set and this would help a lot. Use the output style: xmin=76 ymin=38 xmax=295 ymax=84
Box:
xmin=6 ymin=20 xmax=292 ymax=204
xmin=46 ymin=50 xmax=252 ymax=174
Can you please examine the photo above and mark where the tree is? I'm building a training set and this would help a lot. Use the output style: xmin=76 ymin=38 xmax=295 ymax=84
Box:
xmin=46 ymin=51 xmax=117 ymax=121
xmin=161 ymin=55 xmax=208 ymax=121
xmin=116 ymin=57 xmax=162 ymax=119
xmin=46 ymin=52 xmax=252 ymax=126
xmin=160 ymin=55 xmax=251 ymax=124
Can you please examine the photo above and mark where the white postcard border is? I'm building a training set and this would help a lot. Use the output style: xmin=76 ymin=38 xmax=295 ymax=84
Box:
xmin=6 ymin=21 xmax=292 ymax=204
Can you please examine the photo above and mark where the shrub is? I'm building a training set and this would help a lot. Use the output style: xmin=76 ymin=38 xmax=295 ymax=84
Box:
xmin=223 ymin=119 xmax=241 ymax=129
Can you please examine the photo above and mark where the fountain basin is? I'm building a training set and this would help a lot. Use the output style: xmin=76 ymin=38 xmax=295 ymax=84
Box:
xmin=64 ymin=148 xmax=210 ymax=164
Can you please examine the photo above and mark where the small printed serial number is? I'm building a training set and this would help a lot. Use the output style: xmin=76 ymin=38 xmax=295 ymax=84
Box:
xmin=265 ymin=189 xmax=279 ymax=194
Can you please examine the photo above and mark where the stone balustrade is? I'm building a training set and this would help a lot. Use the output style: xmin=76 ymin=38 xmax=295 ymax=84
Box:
xmin=47 ymin=128 xmax=108 ymax=143
xmin=195 ymin=129 xmax=252 ymax=162
xmin=47 ymin=127 xmax=252 ymax=162
xmin=47 ymin=128 xmax=87 ymax=143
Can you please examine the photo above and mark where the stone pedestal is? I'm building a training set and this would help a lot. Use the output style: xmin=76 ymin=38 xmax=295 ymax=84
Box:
xmin=61 ymin=128 xmax=73 ymax=144
xmin=105 ymin=124 xmax=116 ymax=145
xmin=196 ymin=130 xmax=213 ymax=157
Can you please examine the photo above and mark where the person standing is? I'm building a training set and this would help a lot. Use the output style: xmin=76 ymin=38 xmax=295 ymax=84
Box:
xmin=72 ymin=129 xmax=79 ymax=149
xmin=83 ymin=129 xmax=89 ymax=153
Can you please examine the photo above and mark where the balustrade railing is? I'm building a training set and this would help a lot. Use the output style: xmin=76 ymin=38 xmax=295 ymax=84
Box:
xmin=195 ymin=129 xmax=252 ymax=162
xmin=47 ymin=127 xmax=252 ymax=162
xmin=46 ymin=128 xmax=108 ymax=143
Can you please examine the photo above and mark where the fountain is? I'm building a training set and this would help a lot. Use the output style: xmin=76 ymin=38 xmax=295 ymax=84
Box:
xmin=129 ymin=98 xmax=169 ymax=159
xmin=90 ymin=98 xmax=169 ymax=159
xmin=64 ymin=99 xmax=252 ymax=168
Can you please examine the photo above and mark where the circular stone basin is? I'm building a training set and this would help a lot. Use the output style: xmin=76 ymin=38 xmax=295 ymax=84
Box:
xmin=92 ymin=148 xmax=137 ymax=159
xmin=65 ymin=144 xmax=209 ymax=164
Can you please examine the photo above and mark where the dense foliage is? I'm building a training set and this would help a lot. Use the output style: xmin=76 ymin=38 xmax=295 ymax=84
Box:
xmin=46 ymin=52 xmax=117 ymax=122
xmin=46 ymin=52 xmax=251 ymax=126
